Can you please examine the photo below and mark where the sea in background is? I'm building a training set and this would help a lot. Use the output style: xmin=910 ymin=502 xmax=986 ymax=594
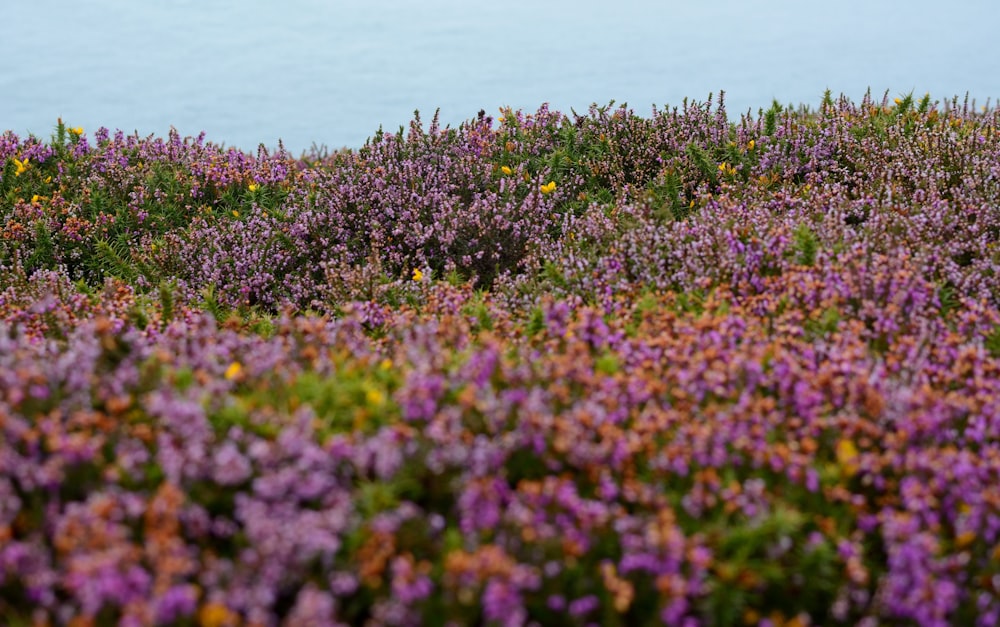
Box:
xmin=2 ymin=0 xmax=1000 ymax=156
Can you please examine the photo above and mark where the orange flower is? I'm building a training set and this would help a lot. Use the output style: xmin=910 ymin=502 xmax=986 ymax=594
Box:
xmin=198 ymin=601 xmax=238 ymax=627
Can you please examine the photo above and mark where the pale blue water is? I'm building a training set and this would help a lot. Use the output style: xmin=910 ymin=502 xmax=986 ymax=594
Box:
xmin=3 ymin=0 xmax=999 ymax=155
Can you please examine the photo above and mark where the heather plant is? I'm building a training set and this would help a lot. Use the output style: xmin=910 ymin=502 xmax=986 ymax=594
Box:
xmin=2 ymin=120 xmax=298 ymax=292
xmin=3 ymin=92 xmax=1000 ymax=625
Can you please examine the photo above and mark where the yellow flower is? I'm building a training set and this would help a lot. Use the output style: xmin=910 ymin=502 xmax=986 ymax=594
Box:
xmin=366 ymin=388 xmax=385 ymax=406
xmin=718 ymin=162 xmax=737 ymax=177
xmin=412 ymin=268 xmax=423 ymax=281
xmin=746 ymin=139 xmax=755 ymax=151
xmin=540 ymin=181 xmax=556 ymax=195
xmin=500 ymin=165 xmax=512 ymax=176
xmin=31 ymin=194 xmax=42 ymax=204
xmin=69 ymin=126 xmax=83 ymax=135
xmin=12 ymin=157 xmax=28 ymax=176
xmin=835 ymin=439 xmax=859 ymax=477
xmin=224 ymin=362 xmax=243 ymax=381
xmin=198 ymin=601 xmax=237 ymax=627
xmin=231 ymin=210 xmax=239 ymax=218
xmin=379 ymin=358 xmax=393 ymax=370
xmin=248 ymin=182 xmax=260 ymax=192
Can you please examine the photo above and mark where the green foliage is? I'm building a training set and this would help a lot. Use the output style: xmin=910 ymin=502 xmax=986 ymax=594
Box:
xmin=985 ymin=325 xmax=1000 ymax=358
xmin=820 ymin=89 xmax=834 ymax=111
xmin=625 ymin=290 xmax=660 ymax=337
xmin=594 ymin=351 xmax=620 ymax=375
xmin=25 ymin=220 xmax=55 ymax=275
xmin=158 ymin=280 xmax=176 ymax=326
xmin=200 ymin=284 xmax=228 ymax=322
xmin=673 ymin=289 xmax=707 ymax=315
xmin=791 ymin=223 xmax=820 ymax=267
xmin=686 ymin=142 xmax=719 ymax=188
xmin=526 ymin=306 xmax=546 ymax=337
xmin=92 ymin=238 xmax=137 ymax=282
xmin=644 ymin=167 xmax=693 ymax=223
xmin=0 ymin=158 xmax=17 ymax=197
xmin=285 ymin=367 xmax=399 ymax=438
xmin=804 ymin=306 xmax=842 ymax=339
xmin=937 ymin=281 xmax=959 ymax=319
xmin=355 ymin=480 xmax=402 ymax=518
xmin=917 ymin=92 xmax=933 ymax=114
xmin=505 ymin=448 xmax=549 ymax=484
xmin=171 ymin=366 xmax=195 ymax=392
xmin=541 ymin=260 xmax=569 ymax=290
xmin=894 ymin=91 xmax=914 ymax=115
xmin=699 ymin=503 xmax=841 ymax=626
xmin=461 ymin=291 xmax=494 ymax=332
xmin=763 ymin=100 xmax=782 ymax=136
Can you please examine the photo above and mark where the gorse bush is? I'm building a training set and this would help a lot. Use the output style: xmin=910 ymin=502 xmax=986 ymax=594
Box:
xmin=3 ymin=90 xmax=1000 ymax=626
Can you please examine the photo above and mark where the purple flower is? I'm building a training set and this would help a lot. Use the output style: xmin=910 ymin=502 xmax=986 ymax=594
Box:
xmin=153 ymin=584 xmax=198 ymax=624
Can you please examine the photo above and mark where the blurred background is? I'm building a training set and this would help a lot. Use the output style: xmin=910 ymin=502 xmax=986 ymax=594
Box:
xmin=2 ymin=0 xmax=999 ymax=155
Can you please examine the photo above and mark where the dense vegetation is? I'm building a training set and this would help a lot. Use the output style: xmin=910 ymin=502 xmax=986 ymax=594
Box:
xmin=3 ymin=90 xmax=1000 ymax=626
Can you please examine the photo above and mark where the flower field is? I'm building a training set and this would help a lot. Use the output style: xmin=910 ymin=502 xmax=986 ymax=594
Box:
xmin=3 ymin=91 xmax=1000 ymax=626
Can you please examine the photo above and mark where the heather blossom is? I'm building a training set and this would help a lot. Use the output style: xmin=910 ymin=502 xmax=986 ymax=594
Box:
xmin=3 ymin=92 xmax=1000 ymax=624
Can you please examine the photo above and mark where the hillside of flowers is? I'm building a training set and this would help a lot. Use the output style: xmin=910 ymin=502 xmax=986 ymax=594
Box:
xmin=2 ymin=90 xmax=1000 ymax=626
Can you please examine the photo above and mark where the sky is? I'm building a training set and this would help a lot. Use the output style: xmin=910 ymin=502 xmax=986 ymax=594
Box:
xmin=2 ymin=0 xmax=999 ymax=153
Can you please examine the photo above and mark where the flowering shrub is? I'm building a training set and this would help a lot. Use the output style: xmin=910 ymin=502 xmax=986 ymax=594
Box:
xmin=3 ymin=91 xmax=1000 ymax=625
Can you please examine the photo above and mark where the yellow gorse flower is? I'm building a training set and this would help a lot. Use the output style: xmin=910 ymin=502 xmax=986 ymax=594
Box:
xmin=500 ymin=165 xmax=512 ymax=176
xmin=248 ymin=182 xmax=260 ymax=192
xmin=224 ymin=362 xmax=243 ymax=381
xmin=13 ymin=157 xmax=28 ymax=176
xmin=412 ymin=268 xmax=424 ymax=281
xmin=835 ymin=439 xmax=859 ymax=477
xmin=746 ymin=139 xmax=755 ymax=151
xmin=540 ymin=181 xmax=556 ymax=195
xmin=365 ymin=388 xmax=385 ymax=406
xmin=718 ymin=162 xmax=737 ymax=177
xmin=69 ymin=126 xmax=84 ymax=135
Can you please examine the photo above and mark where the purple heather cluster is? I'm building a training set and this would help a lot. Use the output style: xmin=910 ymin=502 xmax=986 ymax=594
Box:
xmin=2 ymin=92 xmax=1000 ymax=625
